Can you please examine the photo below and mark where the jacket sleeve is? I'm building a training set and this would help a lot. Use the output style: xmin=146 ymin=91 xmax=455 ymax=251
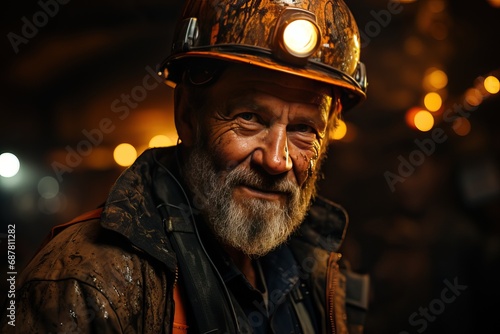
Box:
xmin=1 ymin=219 xmax=174 ymax=334
xmin=9 ymin=278 xmax=123 ymax=334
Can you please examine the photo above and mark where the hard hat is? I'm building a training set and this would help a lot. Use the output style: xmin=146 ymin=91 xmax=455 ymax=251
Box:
xmin=161 ymin=0 xmax=367 ymax=110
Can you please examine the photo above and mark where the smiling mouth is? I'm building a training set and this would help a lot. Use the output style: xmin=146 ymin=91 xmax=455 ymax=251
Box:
xmin=236 ymin=185 xmax=287 ymax=202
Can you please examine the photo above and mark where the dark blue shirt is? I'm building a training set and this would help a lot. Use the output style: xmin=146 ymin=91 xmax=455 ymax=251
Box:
xmin=203 ymin=233 xmax=319 ymax=334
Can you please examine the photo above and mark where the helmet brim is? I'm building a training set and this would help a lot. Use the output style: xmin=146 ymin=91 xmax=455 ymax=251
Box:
xmin=163 ymin=51 xmax=366 ymax=111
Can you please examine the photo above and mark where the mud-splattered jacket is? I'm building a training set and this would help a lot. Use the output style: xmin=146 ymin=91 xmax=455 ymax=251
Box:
xmin=1 ymin=147 xmax=367 ymax=333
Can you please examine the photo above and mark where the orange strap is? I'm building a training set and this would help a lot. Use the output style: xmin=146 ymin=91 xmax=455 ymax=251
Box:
xmin=49 ymin=207 xmax=104 ymax=239
xmin=34 ymin=207 xmax=104 ymax=254
xmin=172 ymin=281 xmax=190 ymax=333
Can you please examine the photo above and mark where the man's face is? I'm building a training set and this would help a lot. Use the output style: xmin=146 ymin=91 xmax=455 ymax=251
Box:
xmin=181 ymin=64 xmax=334 ymax=256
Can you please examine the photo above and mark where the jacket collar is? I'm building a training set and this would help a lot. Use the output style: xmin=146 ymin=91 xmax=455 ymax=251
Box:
xmin=297 ymin=195 xmax=349 ymax=253
xmin=100 ymin=147 xmax=178 ymax=271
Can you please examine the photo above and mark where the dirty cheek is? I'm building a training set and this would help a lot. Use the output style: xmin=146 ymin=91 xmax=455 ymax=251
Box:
xmin=295 ymin=152 xmax=313 ymax=186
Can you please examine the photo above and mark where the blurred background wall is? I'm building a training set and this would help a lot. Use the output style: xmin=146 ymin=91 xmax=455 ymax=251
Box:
xmin=1 ymin=0 xmax=499 ymax=333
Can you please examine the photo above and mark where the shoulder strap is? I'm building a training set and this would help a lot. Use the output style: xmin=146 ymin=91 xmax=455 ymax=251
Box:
xmin=154 ymin=166 xmax=240 ymax=334
xmin=342 ymin=264 xmax=370 ymax=334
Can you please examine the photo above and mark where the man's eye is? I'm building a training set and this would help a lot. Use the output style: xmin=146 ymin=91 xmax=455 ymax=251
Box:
xmin=289 ymin=124 xmax=315 ymax=134
xmin=237 ymin=112 xmax=257 ymax=122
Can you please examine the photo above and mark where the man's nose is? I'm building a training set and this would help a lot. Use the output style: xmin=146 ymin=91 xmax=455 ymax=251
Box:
xmin=251 ymin=126 xmax=293 ymax=175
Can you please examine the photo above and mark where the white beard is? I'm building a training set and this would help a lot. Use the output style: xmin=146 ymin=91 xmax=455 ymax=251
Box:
xmin=183 ymin=146 xmax=316 ymax=257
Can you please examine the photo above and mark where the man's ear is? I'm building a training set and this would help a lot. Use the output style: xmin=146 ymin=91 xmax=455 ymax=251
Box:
xmin=174 ymin=85 xmax=196 ymax=147
xmin=327 ymin=95 xmax=343 ymax=144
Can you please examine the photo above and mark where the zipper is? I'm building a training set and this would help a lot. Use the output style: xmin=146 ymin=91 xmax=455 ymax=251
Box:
xmin=326 ymin=252 xmax=341 ymax=334
xmin=173 ymin=265 xmax=179 ymax=288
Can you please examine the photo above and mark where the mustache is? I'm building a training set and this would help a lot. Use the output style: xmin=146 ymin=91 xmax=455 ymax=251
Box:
xmin=225 ymin=166 xmax=298 ymax=195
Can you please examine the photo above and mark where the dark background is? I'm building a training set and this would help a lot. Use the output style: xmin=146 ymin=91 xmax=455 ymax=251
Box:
xmin=1 ymin=0 xmax=499 ymax=333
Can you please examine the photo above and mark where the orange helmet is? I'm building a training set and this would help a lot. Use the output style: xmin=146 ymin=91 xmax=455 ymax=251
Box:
xmin=161 ymin=0 xmax=367 ymax=110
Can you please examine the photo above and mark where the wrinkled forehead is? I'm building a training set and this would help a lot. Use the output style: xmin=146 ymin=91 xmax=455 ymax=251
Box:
xmin=212 ymin=63 xmax=335 ymax=107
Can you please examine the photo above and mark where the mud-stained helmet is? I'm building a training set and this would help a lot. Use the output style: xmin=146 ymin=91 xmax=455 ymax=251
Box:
xmin=161 ymin=0 xmax=367 ymax=110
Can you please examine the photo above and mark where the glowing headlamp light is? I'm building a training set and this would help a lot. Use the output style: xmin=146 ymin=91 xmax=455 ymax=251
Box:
xmin=273 ymin=8 xmax=321 ymax=66
xmin=283 ymin=19 xmax=319 ymax=57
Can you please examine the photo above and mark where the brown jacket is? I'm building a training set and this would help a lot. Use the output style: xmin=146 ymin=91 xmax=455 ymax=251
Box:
xmin=1 ymin=147 xmax=364 ymax=333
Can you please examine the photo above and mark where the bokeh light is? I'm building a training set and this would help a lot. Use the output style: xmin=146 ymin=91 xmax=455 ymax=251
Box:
xmin=424 ymin=92 xmax=443 ymax=112
xmin=487 ymin=0 xmax=500 ymax=8
xmin=38 ymin=194 xmax=66 ymax=215
xmin=113 ymin=143 xmax=137 ymax=167
xmin=464 ymin=88 xmax=483 ymax=107
xmin=404 ymin=36 xmax=424 ymax=56
xmin=38 ymin=176 xmax=60 ymax=199
xmin=484 ymin=75 xmax=500 ymax=94
xmin=424 ymin=68 xmax=448 ymax=90
xmin=149 ymin=135 xmax=176 ymax=148
xmin=0 ymin=152 xmax=20 ymax=178
xmin=453 ymin=117 xmax=471 ymax=137
xmin=414 ymin=110 xmax=434 ymax=132
xmin=330 ymin=119 xmax=347 ymax=140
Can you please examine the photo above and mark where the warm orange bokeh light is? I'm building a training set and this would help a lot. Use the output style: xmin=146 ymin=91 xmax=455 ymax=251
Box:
xmin=424 ymin=92 xmax=442 ymax=112
xmin=465 ymin=88 xmax=483 ymax=107
xmin=424 ymin=68 xmax=448 ymax=90
xmin=487 ymin=0 xmax=500 ymax=8
xmin=484 ymin=76 xmax=500 ymax=94
xmin=113 ymin=143 xmax=137 ymax=167
xmin=331 ymin=119 xmax=348 ymax=140
xmin=404 ymin=37 xmax=423 ymax=56
xmin=453 ymin=117 xmax=471 ymax=137
xmin=149 ymin=135 xmax=176 ymax=148
xmin=414 ymin=110 xmax=434 ymax=132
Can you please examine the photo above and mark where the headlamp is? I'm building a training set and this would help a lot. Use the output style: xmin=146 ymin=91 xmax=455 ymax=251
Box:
xmin=283 ymin=20 xmax=319 ymax=57
xmin=272 ymin=8 xmax=321 ymax=66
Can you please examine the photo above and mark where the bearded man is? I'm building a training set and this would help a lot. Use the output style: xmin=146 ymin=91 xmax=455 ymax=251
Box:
xmin=2 ymin=0 xmax=370 ymax=333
